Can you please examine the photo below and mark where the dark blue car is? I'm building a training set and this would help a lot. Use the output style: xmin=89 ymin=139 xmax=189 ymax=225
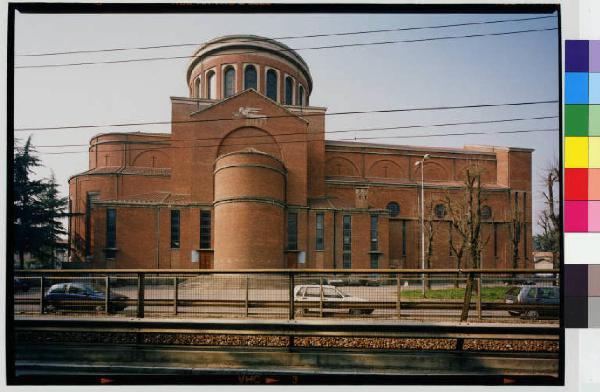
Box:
xmin=44 ymin=282 xmax=128 ymax=313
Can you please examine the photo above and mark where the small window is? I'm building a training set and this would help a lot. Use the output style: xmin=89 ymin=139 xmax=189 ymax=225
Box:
xmin=343 ymin=215 xmax=352 ymax=268
xmin=387 ymin=202 xmax=400 ymax=217
xmin=195 ymin=77 xmax=201 ymax=98
xmin=171 ymin=210 xmax=180 ymax=249
xmin=305 ymin=287 xmax=320 ymax=297
xmin=68 ymin=285 xmax=85 ymax=294
xmin=297 ymin=85 xmax=305 ymax=106
xmin=284 ymin=76 xmax=294 ymax=105
xmin=370 ymin=215 xmax=378 ymax=251
xmin=526 ymin=288 xmax=537 ymax=299
xmin=266 ymin=69 xmax=278 ymax=101
xmin=223 ymin=67 xmax=236 ymax=98
xmin=49 ymin=284 xmax=66 ymax=294
xmin=435 ymin=204 xmax=446 ymax=219
xmin=106 ymin=208 xmax=116 ymax=249
xmin=206 ymin=71 xmax=216 ymax=99
xmin=316 ymin=213 xmax=325 ymax=251
xmin=244 ymin=65 xmax=257 ymax=90
xmin=482 ymin=205 xmax=492 ymax=220
xmin=200 ymin=211 xmax=211 ymax=249
xmin=324 ymin=287 xmax=342 ymax=298
xmin=287 ymin=212 xmax=298 ymax=250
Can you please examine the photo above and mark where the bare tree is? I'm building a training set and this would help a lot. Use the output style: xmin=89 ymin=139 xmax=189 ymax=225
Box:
xmin=509 ymin=195 xmax=522 ymax=270
xmin=449 ymin=224 xmax=466 ymax=288
xmin=536 ymin=162 xmax=560 ymax=268
xmin=445 ymin=165 xmax=486 ymax=321
xmin=424 ymin=200 xmax=435 ymax=291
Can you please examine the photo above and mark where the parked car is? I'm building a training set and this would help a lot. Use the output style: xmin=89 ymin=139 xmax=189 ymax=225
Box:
xmin=505 ymin=285 xmax=559 ymax=319
xmin=294 ymin=284 xmax=374 ymax=315
xmin=43 ymin=282 xmax=128 ymax=313
xmin=14 ymin=278 xmax=30 ymax=292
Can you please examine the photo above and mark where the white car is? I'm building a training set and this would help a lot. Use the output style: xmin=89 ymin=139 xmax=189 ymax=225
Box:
xmin=293 ymin=284 xmax=374 ymax=315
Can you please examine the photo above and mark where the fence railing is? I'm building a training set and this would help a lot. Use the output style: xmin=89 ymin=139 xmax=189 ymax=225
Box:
xmin=12 ymin=269 xmax=560 ymax=323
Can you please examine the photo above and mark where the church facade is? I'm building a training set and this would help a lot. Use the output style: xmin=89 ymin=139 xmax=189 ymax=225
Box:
xmin=67 ymin=35 xmax=533 ymax=270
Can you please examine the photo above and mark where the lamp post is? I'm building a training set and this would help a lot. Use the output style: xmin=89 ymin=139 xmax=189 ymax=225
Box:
xmin=414 ymin=154 xmax=430 ymax=297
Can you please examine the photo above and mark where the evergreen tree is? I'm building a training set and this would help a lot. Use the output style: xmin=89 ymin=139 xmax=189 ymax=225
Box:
xmin=37 ymin=173 xmax=69 ymax=267
xmin=13 ymin=136 xmax=68 ymax=269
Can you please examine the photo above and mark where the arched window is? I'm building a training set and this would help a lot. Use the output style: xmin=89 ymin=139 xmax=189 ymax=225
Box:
xmin=223 ymin=67 xmax=236 ymax=98
xmin=195 ymin=77 xmax=201 ymax=98
xmin=297 ymin=85 xmax=304 ymax=106
xmin=284 ymin=76 xmax=294 ymax=105
xmin=435 ymin=204 xmax=446 ymax=219
xmin=206 ymin=71 xmax=216 ymax=99
xmin=266 ymin=69 xmax=278 ymax=101
xmin=481 ymin=205 xmax=492 ymax=220
xmin=386 ymin=202 xmax=400 ymax=217
xmin=244 ymin=65 xmax=257 ymax=91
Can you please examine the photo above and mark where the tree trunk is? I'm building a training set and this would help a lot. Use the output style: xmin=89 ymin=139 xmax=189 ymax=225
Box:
xmin=460 ymin=273 xmax=474 ymax=321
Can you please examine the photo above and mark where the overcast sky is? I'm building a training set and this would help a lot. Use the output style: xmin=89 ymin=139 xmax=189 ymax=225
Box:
xmin=13 ymin=11 xmax=559 ymax=234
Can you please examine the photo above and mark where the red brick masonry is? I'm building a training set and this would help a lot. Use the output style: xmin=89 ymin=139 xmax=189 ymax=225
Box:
xmin=68 ymin=35 xmax=533 ymax=270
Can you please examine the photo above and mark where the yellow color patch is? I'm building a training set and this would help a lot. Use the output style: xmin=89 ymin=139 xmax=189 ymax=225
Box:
xmin=590 ymin=137 xmax=600 ymax=168
xmin=565 ymin=137 xmax=589 ymax=168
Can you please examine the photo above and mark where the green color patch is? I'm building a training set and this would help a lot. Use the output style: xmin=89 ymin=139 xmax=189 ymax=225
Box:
xmin=590 ymin=105 xmax=600 ymax=136
xmin=565 ymin=105 xmax=589 ymax=136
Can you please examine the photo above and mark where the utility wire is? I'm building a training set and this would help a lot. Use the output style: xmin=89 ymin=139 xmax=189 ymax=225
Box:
xmin=16 ymin=15 xmax=557 ymax=57
xmin=13 ymin=99 xmax=558 ymax=132
xmin=339 ymin=127 xmax=558 ymax=142
xmin=15 ymin=26 xmax=558 ymax=69
xmin=23 ymin=115 xmax=558 ymax=149
xmin=34 ymin=127 xmax=559 ymax=156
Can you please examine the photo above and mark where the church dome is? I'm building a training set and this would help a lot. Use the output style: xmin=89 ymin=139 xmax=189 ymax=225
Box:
xmin=186 ymin=35 xmax=312 ymax=106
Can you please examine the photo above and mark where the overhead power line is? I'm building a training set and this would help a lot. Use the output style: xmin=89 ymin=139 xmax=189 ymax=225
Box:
xmin=13 ymin=99 xmax=558 ymax=132
xmin=16 ymin=15 xmax=557 ymax=57
xmin=15 ymin=26 xmax=558 ymax=69
xmin=25 ymin=115 xmax=558 ymax=149
xmin=340 ymin=127 xmax=558 ymax=142
xmin=34 ymin=127 xmax=559 ymax=156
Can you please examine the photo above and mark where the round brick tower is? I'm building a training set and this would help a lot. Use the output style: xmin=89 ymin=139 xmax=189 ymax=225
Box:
xmin=186 ymin=34 xmax=312 ymax=105
xmin=213 ymin=149 xmax=287 ymax=269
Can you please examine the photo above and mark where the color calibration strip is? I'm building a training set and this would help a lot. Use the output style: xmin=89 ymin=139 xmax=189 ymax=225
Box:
xmin=564 ymin=264 xmax=600 ymax=328
xmin=564 ymin=40 xmax=600 ymax=233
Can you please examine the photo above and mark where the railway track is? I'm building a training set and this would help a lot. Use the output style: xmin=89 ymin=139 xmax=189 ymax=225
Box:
xmin=14 ymin=342 xmax=559 ymax=376
xmin=10 ymin=317 xmax=561 ymax=384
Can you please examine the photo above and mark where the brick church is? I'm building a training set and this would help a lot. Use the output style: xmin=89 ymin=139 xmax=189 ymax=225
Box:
xmin=67 ymin=35 xmax=533 ymax=270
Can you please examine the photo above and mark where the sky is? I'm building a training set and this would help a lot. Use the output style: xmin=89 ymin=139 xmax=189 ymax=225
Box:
xmin=12 ymin=11 xmax=559 ymax=234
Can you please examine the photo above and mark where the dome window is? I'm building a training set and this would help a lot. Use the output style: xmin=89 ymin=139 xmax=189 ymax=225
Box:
xmin=297 ymin=85 xmax=305 ymax=106
xmin=284 ymin=76 xmax=294 ymax=105
xmin=195 ymin=77 xmax=201 ymax=98
xmin=206 ymin=70 xmax=216 ymax=99
xmin=244 ymin=65 xmax=257 ymax=91
xmin=266 ymin=69 xmax=278 ymax=101
xmin=223 ymin=66 xmax=236 ymax=98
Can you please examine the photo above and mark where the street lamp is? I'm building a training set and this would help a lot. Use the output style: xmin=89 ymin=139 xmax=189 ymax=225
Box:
xmin=414 ymin=154 xmax=430 ymax=297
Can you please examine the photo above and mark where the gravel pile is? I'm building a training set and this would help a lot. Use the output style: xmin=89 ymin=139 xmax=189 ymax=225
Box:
xmin=15 ymin=331 xmax=558 ymax=352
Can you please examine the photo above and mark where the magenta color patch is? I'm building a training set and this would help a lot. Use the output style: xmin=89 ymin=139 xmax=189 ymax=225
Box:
xmin=565 ymin=201 xmax=589 ymax=232
xmin=589 ymin=202 xmax=600 ymax=232
xmin=591 ymin=41 xmax=600 ymax=72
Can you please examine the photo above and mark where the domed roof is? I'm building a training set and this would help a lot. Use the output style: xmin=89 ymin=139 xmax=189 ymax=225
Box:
xmin=186 ymin=34 xmax=313 ymax=93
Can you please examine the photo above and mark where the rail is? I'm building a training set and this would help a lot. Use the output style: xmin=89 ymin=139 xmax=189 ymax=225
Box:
xmin=14 ymin=317 xmax=560 ymax=341
xmin=13 ymin=268 xmax=560 ymax=323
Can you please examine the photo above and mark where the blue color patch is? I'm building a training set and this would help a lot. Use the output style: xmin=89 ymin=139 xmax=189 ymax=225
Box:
xmin=566 ymin=72 xmax=589 ymax=104
xmin=590 ymin=73 xmax=600 ymax=104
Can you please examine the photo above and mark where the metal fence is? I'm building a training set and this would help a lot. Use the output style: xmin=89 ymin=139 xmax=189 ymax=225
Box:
xmin=12 ymin=269 xmax=560 ymax=323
